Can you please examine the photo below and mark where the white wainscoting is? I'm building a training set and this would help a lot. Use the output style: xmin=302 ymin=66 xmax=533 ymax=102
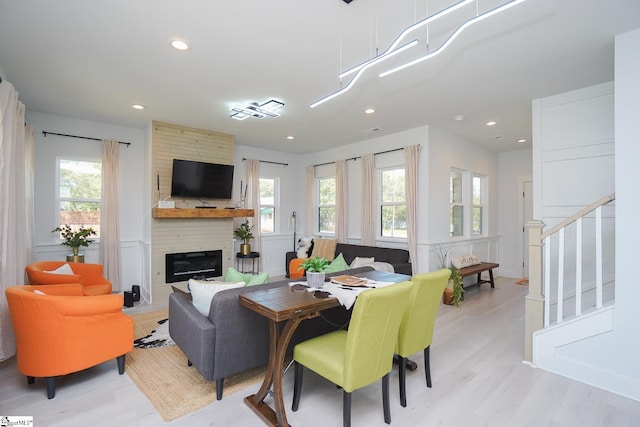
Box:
xmin=421 ymin=236 xmax=501 ymax=281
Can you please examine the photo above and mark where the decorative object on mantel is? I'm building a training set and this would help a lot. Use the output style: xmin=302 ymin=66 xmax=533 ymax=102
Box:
xmin=234 ymin=220 xmax=254 ymax=255
xmin=299 ymin=256 xmax=330 ymax=288
xmin=52 ymin=224 xmax=96 ymax=263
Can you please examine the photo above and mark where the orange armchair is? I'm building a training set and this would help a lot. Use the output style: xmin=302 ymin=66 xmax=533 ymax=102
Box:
xmin=25 ymin=261 xmax=112 ymax=295
xmin=5 ymin=284 xmax=133 ymax=398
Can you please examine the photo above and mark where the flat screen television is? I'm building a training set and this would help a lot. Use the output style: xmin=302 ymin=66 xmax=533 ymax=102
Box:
xmin=170 ymin=159 xmax=234 ymax=200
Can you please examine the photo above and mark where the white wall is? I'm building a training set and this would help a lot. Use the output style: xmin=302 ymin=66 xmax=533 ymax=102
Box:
xmin=498 ymin=149 xmax=533 ymax=278
xmin=424 ymin=127 xmax=501 ymax=275
xmin=532 ymin=29 xmax=640 ymax=401
xmin=233 ymin=144 xmax=306 ymax=278
xmin=27 ymin=111 xmax=147 ymax=292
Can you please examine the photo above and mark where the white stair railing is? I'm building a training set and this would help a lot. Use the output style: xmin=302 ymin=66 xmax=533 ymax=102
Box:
xmin=524 ymin=193 xmax=615 ymax=361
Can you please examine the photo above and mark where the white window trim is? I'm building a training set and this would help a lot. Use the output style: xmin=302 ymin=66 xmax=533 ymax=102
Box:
xmin=259 ymin=177 xmax=278 ymax=234
xmin=316 ymin=175 xmax=336 ymax=236
xmin=55 ymin=156 xmax=102 ymax=243
xmin=378 ymin=166 xmax=407 ymax=241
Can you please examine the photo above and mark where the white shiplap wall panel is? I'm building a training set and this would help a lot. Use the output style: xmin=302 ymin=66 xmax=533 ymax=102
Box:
xmin=151 ymin=121 xmax=234 ymax=304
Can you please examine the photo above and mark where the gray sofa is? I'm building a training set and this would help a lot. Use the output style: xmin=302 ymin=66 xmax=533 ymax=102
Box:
xmin=168 ymin=267 xmax=373 ymax=400
xmin=285 ymin=242 xmax=412 ymax=277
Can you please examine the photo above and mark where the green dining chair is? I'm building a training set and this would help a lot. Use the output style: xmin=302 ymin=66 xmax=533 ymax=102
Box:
xmin=396 ymin=269 xmax=451 ymax=407
xmin=292 ymin=281 xmax=413 ymax=427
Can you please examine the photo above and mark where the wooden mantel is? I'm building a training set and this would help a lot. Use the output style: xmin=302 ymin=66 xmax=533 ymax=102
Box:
xmin=152 ymin=208 xmax=255 ymax=219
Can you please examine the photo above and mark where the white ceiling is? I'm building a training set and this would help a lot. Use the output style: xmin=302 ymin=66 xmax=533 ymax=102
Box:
xmin=1 ymin=0 xmax=639 ymax=154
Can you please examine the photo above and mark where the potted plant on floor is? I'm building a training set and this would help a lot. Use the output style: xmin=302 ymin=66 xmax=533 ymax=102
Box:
xmin=52 ymin=224 xmax=96 ymax=263
xmin=234 ymin=220 xmax=254 ymax=255
xmin=433 ymin=244 xmax=464 ymax=307
xmin=299 ymin=256 xmax=330 ymax=288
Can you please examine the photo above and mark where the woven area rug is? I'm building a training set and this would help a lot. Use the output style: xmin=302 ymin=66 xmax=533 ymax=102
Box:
xmin=127 ymin=309 xmax=265 ymax=421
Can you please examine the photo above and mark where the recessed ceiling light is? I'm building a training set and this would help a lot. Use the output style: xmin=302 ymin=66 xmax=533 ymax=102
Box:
xmin=132 ymin=104 xmax=145 ymax=110
xmin=365 ymin=108 xmax=375 ymax=114
xmin=486 ymin=121 xmax=497 ymax=126
xmin=286 ymin=135 xmax=295 ymax=140
xmin=454 ymin=115 xmax=465 ymax=121
xmin=517 ymin=139 xmax=527 ymax=143
xmin=170 ymin=38 xmax=190 ymax=51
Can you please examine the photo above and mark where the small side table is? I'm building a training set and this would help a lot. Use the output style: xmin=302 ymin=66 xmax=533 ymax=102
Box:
xmin=236 ymin=252 xmax=260 ymax=274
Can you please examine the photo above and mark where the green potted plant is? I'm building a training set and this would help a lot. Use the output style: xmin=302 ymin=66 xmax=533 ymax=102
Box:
xmin=433 ymin=244 xmax=464 ymax=307
xmin=299 ymin=256 xmax=330 ymax=288
xmin=52 ymin=224 xmax=96 ymax=261
xmin=234 ymin=220 xmax=254 ymax=255
xmin=448 ymin=266 xmax=464 ymax=307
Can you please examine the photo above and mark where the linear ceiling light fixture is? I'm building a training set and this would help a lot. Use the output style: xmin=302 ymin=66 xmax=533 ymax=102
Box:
xmin=310 ymin=0 xmax=474 ymax=108
xmin=310 ymin=0 xmax=526 ymax=108
xmin=380 ymin=0 xmax=527 ymax=77
xmin=230 ymin=99 xmax=284 ymax=120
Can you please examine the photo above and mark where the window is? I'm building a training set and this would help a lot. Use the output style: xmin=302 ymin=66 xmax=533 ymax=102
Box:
xmin=381 ymin=167 xmax=406 ymax=238
xmin=472 ymin=174 xmax=485 ymax=235
xmin=450 ymin=169 xmax=464 ymax=237
xmin=259 ymin=177 xmax=276 ymax=233
xmin=318 ymin=177 xmax=336 ymax=233
xmin=58 ymin=158 xmax=102 ymax=237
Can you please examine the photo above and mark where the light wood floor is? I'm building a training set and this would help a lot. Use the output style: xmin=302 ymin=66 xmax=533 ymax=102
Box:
xmin=2 ymin=277 xmax=640 ymax=426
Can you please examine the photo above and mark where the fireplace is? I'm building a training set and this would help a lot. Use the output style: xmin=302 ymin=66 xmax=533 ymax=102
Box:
xmin=165 ymin=250 xmax=222 ymax=283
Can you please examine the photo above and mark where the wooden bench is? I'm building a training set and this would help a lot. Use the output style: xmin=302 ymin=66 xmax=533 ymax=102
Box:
xmin=458 ymin=262 xmax=499 ymax=294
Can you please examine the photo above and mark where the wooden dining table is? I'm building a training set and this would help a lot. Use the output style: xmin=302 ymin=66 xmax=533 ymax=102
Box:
xmin=239 ymin=270 xmax=410 ymax=427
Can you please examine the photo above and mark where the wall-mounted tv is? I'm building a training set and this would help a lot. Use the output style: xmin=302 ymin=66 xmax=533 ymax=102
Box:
xmin=170 ymin=159 xmax=234 ymax=200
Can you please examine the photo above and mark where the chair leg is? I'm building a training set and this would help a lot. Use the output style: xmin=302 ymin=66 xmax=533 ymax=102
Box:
xmin=343 ymin=390 xmax=352 ymax=427
xmin=216 ymin=378 xmax=224 ymax=400
xmin=27 ymin=376 xmax=35 ymax=385
xmin=424 ymin=346 xmax=432 ymax=388
xmin=46 ymin=376 xmax=57 ymax=399
xmin=398 ymin=355 xmax=407 ymax=407
xmin=292 ymin=361 xmax=303 ymax=411
xmin=117 ymin=355 xmax=126 ymax=374
xmin=382 ymin=373 xmax=391 ymax=424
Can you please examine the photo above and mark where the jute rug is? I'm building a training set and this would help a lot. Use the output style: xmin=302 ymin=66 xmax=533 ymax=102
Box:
xmin=127 ymin=309 xmax=265 ymax=421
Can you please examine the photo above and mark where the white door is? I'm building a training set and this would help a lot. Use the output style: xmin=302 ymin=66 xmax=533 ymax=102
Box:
xmin=522 ymin=179 xmax=534 ymax=278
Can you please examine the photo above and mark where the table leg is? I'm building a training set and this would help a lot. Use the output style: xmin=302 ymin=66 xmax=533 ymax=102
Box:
xmin=245 ymin=317 xmax=303 ymax=427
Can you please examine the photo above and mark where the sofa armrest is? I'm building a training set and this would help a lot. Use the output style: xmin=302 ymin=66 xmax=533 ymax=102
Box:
xmin=393 ymin=263 xmax=413 ymax=276
xmin=168 ymin=292 xmax=217 ymax=380
xmin=285 ymin=251 xmax=297 ymax=277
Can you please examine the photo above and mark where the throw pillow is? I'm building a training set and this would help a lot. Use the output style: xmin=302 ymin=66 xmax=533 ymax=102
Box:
xmin=350 ymin=256 xmax=375 ymax=269
xmin=188 ymin=279 xmax=245 ymax=317
xmin=296 ymin=237 xmax=315 ymax=259
xmin=324 ymin=253 xmax=350 ymax=273
xmin=44 ymin=263 xmax=74 ymax=275
xmin=311 ymin=238 xmax=337 ymax=261
xmin=289 ymin=258 xmax=306 ymax=279
xmin=225 ymin=267 xmax=270 ymax=286
xmin=451 ymin=255 xmax=480 ymax=269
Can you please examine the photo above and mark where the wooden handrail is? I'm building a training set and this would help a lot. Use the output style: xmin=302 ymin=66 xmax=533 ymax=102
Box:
xmin=541 ymin=193 xmax=615 ymax=239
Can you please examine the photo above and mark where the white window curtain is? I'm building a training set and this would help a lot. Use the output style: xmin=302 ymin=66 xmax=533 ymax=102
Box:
xmin=246 ymin=159 xmax=262 ymax=270
xmin=305 ymin=165 xmax=314 ymax=237
xmin=100 ymin=139 xmax=121 ymax=292
xmin=0 ymin=79 xmax=36 ymax=361
xmin=361 ymin=154 xmax=376 ymax=246
xmin=404 ymin=145 xmax=421 ymax=268
xmin=335 ymin=160 xmax=348 ymax=243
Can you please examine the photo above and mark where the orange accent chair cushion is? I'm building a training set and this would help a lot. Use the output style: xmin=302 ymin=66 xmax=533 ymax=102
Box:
xmin=5 ymin=284 xmax=133 ymax=397
xmin=25 ymin=261 xmax=112 ymax=295
xmin=289 ymin=258 xmax=307 ymax=279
